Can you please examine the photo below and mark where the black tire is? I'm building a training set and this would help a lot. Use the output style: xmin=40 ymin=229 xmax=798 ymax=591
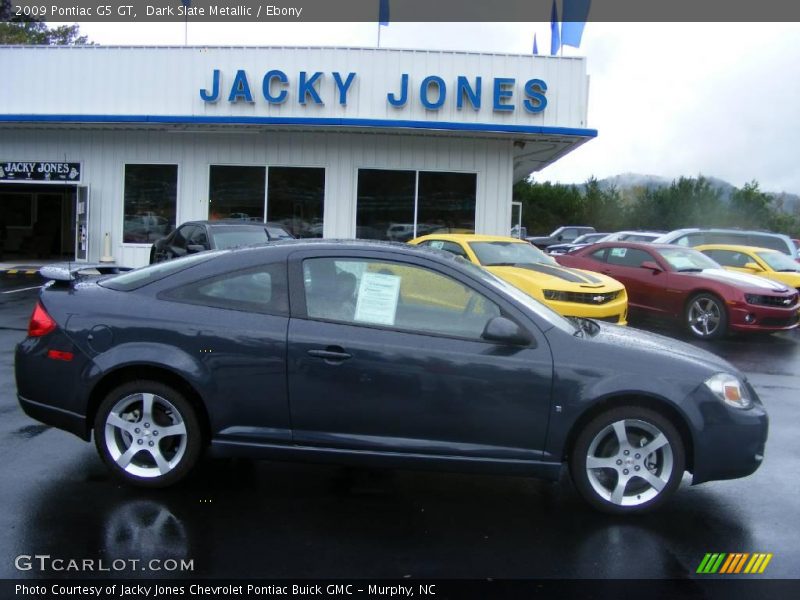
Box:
xmin=570 ymin=406 xmax=686 ymax=515
xmin=94 ymin=380 xmax=203 ymax=488
xmin=685 ymin=293 xmax=728 ymax=340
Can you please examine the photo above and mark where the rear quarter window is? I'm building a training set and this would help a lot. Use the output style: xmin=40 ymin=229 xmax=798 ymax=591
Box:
xmin=162 ymin=263 xmax=288 ymax=316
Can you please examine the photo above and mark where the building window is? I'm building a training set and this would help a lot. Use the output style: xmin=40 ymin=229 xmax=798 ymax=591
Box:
xmin=123 ymin=164 xmax=177 ymax=243
xmin=356 ymin=169 xmax=416 ymax=241
xmin=356 ymin=169 xmax=476 ymax=242
xmin=267 ymin=167 xmax=325 ymax=238
xmin=209 ymin=166 xmax=266 ymax=222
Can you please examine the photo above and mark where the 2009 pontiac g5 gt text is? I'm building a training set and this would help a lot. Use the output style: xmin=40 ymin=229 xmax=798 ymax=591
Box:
xmin=15 ymin=241 xmax=768 ymax=514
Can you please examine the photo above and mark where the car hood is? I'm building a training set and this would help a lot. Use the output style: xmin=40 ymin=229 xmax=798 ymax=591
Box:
xmin=587 ymin=322 xmax=737 ymax=375
xmin=488 ymin=263 xmax=623 ymax=293
xmin=691 ymin=268 xmax=792 ymax=293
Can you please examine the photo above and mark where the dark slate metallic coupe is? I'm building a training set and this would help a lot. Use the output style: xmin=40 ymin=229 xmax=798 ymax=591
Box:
xmin=16 ymin=241 xmax=768 ymax=514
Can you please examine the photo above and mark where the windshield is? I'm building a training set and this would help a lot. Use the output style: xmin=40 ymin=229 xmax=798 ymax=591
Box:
xmin=100 ymin=251 xmax=222 ymax=291
xmin=266 ymin=226 xmax=293 ymax=240
xmin=757 ymin=251 xmax=800 ymax=272
xmin=213 ymin=228 xmax=270 ymax=249
xmin=469 ymin=241 xmax=557 ymax=267
xmin=455 ymin=258 xmax=578 ymax=334
xmin=657 ymin=247 xmax=719 ymax=271
xmin=573 ymin=233 xmax=606 ymax=244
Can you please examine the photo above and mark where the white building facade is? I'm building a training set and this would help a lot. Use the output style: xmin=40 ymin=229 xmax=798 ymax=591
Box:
xmin=0 ymin=46 xmax=594 ymax=267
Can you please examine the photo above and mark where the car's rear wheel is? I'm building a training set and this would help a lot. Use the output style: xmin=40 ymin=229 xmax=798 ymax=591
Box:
xmin=570 ymin=406 xmax=685 ymax=514
xmin=94 ymin=381 xmax=202 ymax=487
xmin=686 ymin=293 xmax=728 ymax=340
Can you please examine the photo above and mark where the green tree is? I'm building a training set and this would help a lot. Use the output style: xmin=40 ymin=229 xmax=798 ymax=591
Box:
xmin=728 ymin=180 xmax=771 ymax=229
xmin=582 ymin=177 xmax=624 ymax=232
xmin=513 ymin=179 xmax=585 ymax=235
xmin=0 ymin=1 xmax=89 ymax=45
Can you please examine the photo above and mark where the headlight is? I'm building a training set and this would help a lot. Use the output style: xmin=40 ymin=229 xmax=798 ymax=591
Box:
xmin=704 ymin=373 xmax=753 ymax=409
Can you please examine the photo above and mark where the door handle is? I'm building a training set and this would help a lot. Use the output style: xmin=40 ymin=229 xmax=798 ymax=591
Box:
xmin=307 ymin=347 xmax=352 ymax=362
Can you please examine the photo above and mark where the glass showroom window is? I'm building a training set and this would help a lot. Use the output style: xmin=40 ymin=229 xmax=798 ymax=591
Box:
xmin=208 ymin=166 xmax=266 ymax=222
xmin=267 ymin=167 xmax=325 ymax=238
xmin=123 ymin=164 xmax=177 ymax=244
xmin=356 ymin=169 xmax=476 ymax=242
xmin=417 ymin=172 xmax=477 ymax=236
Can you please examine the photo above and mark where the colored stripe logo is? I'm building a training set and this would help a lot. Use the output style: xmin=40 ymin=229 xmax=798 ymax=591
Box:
xmin=697 ymin=552 xmax=773 ymax=574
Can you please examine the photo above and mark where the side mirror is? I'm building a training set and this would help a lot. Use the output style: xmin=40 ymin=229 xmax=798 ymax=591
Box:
xmin=744 ymin=262 xmax=763 ymax=272
xmin=482 ymin=316 xmax=532 ymax=346
xmin=186 ymin=244 xmax=206 ymax=254
xmin=641 ymin=260 xmax=662 ymax=272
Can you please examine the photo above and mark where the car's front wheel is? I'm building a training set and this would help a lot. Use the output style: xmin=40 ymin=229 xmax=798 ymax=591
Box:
xmin=94 ymin=381 xmax=203 ymax=487
xmin=570 ymin=406 xmax=685 ymax=514
xmin=686 ymin=293 xmax=728 ymax=340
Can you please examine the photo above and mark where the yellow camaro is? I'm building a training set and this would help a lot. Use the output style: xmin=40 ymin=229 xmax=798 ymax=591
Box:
xmin=409 ymin=233 xmax=628 ymax=324
xmin=696 ymin=244 xmax=800 ymax=290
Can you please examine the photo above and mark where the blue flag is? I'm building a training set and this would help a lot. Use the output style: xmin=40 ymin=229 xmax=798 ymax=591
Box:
xmin=533 ymin=33 xmax=539 ymax=55
xmin=550 ymin=0 xmax=561 ymax=55
xmin=561 ymin=0 xmax=591 ymax=48
xmin=379 ymin=0 xmax=390 ymax=26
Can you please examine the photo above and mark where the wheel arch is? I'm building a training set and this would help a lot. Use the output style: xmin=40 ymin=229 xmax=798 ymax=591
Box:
xmin=86 ymin=364 xmax=211 ymax=445
xmin=684 ymin=288 xmax=727 ymax=314
xmin=563 ymin=394 xmax=695 ymax=474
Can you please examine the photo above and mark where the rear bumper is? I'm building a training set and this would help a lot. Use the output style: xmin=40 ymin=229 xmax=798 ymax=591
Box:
xmin=18 ymin=395 xmax=89 ymax=440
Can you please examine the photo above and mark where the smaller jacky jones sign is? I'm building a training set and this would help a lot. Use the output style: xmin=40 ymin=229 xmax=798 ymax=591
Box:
xmin=0 ymin=162 xmax=82 ymax=183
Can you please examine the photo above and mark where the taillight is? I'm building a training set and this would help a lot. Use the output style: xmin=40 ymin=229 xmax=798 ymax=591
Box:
xmin=28 ymin=302 xmax=57 ymax=337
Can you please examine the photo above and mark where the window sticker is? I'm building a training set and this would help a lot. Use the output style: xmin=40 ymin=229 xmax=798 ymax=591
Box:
xmin=430 ymin=240 xmax=445 ymax=250
xmin=610 ymin=247 xmax=628 ymax=258
xmin=354 ymin=272 xmax=401 ymax=326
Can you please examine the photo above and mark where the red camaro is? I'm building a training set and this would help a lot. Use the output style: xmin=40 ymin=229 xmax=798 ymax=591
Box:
xmin=557 ymin=242 xmax=799 ymax=339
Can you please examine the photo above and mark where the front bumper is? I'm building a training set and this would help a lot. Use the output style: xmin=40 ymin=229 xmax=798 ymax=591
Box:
xmin=689 ymin=383 xmax=769 ymax=485
xmin=546 ymin=295 xmax=629 ymax=325
xmin=727 ymin=301 xmax=800 ymax=332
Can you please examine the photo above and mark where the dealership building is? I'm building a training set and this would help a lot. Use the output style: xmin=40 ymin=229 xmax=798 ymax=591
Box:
xmin=0 ymin=45 xmax=594 ymax=267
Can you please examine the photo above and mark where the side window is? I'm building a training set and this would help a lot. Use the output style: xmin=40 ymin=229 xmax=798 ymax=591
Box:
xmin=748 ymin=235 xmax=784 ymax=252
xmin=422 ymin=239 xmax=469 ymax=259
xmin=163 ymin=264 xmax=288 ymax=315
xmin=606 ymin=247 xmax=653 ymax=268
xmin=560 ymin=228 xmax=579 ymax=242
xmin=590 ymin=248 xmax=608 ymax=262
xmin=172 ymin=225 xmax=195 ymax=250
xmin=188 ymin=227 xmax=209 ymax=248
xmin=302 ymin=258 xmax=501 ymax=340
xmin=708 ymin=250 xmax=749 ymax=268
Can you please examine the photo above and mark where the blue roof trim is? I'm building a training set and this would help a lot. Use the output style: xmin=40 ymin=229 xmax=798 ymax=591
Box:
xmin=0 ymin=114 xmax=598 ymax=138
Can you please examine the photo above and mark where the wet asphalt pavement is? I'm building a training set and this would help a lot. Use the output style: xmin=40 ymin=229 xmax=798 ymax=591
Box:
xmin=0 ymin=277 xmax=798 ymax=581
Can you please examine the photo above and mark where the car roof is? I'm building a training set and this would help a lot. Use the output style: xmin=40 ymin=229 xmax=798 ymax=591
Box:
xmin=185 ymin=220 xmax=286 ymax=227
xmin=585 ymin=241 xmax=685 ymax=251
xmin=694 ymin=244 xmax=779 ymax=254
xmin=413 ymin=233 xmax=529 ymax=244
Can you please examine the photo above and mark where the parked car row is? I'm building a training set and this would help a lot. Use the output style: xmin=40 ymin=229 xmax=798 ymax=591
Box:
xmin=557 ymin=242 xmax=799 ymax=340
xmin=541 ymin=226 xmax=799 ymax=262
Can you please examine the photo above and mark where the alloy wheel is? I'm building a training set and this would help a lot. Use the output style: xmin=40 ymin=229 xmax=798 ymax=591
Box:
xmin=104 ymin=392 xmax=188 ymax=479
xmin=688 ymin=297 xmax=722 ymax=338
xmin=584 ymin=418 xmax=675 ymax=507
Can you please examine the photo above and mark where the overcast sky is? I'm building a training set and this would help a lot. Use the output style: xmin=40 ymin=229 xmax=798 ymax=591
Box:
xmin=73 ymin=21 xmax=800 ymax=194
